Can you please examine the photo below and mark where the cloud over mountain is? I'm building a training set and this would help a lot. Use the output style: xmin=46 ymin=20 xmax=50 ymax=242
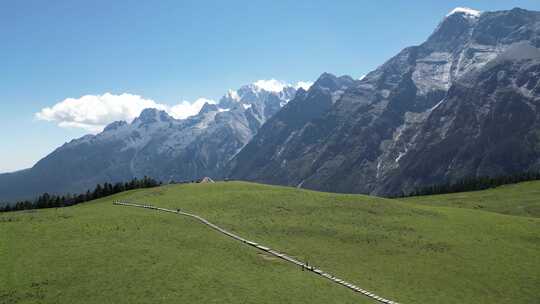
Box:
xmin=35 ymin=79 xmax=311 ymax=133
xmin=169 ymin=98 xmax=216 ymax=119
xmin=252 ymin=79 xmax=313 ymax=92
xmin=294 ymin=81 xmax=314 ymax=91
xmin=35 ymin=93 xmax=214 ymax=133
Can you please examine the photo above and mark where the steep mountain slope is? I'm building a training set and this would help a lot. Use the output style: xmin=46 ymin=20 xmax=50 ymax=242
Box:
xmin=229 ymin=8 xmax=540 ymax=196
xmin=381 ymin=43 xmax=540 ymax=194
xmin=227 ymin=73 xmax=358 ymax=184
xmin=0 ymin=83 xmax=299 ymax=201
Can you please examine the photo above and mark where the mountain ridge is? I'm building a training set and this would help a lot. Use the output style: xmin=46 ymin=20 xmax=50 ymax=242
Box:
xmin=0 ymin=82 xmax=301 ymax=201
xmin=228 ymin=7 xmax=540 ymax=196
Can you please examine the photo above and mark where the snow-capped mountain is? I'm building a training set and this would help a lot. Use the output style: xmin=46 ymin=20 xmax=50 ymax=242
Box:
xmin=219 ymin=80 xmax=299 ymax=109
xmin=0 ymin=81 xmax=301 ymax=201
xmin=228 ymin=7 xmax=540 ymax=196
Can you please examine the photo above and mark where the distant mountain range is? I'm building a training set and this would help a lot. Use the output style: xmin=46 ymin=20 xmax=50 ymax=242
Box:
xmin=0 ymin=82 xmax=298 ymax=201
xmin=2 ymin=7 xmax=539 ymax=201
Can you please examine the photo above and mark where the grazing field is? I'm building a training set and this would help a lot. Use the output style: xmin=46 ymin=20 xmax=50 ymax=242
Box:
xmin=2 ymin=181 xmax=539 ymax=304
xmin=403 ymin=180 xmax=540 ymax=218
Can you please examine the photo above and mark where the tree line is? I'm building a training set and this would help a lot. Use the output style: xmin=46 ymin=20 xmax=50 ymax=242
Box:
xmin=0 ymin=176 xmax=160 ymax=212
xmin=402 ymin=171 xmax=540 ymax=197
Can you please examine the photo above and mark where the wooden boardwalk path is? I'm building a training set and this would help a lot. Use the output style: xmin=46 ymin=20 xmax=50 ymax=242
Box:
xmin=114 ymin=201 xmax=401 ymax=304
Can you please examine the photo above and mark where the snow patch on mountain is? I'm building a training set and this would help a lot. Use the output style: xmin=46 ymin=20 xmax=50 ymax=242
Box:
xmin=446 ymin=7 xmax=481 ymax=18
xmin=226 ymin=89 xmax=240 ymax=101
xmin=429 ymin=98 xmax=446 ymax=112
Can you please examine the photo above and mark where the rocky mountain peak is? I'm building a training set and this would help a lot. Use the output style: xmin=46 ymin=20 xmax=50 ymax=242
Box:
xmin=218 ymin=80 xmax=299 ymax=109
xmin=311 ymin=73 xmax=355 ymax=92
xmin=134 ymin=108 xmax=173 ymax=125
xmin=103 ymin=120 xmax=128 ymax=132
xmin=198 ymin=102 xmax=219 ymax=115
xmin=426 ymin=8 xmax=479 ymax=50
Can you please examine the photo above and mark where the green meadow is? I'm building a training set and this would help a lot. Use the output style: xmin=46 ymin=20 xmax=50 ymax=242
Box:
xmin=2 ymin=181 xmax=539 ymax=303
xmin=403 ymin=180 xmax=540 ymax=217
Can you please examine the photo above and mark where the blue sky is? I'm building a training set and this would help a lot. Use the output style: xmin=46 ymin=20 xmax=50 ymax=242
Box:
xmin=1 ymin=0 xmax=540 ymax=173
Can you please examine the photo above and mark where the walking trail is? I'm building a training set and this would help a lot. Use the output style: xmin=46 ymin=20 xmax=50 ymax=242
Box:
xmin=113 ymin=201 xmax=401 ymax=304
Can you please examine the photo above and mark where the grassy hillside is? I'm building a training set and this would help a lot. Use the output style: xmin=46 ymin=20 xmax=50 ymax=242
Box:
xmin=403 ymin=180 xmax=540 ymax=217
xmin=2 ymin=182 xmax=539 ymax=304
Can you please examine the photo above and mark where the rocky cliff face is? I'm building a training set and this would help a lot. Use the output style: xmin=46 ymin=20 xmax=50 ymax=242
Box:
xmin=229 ymin=8 xmax=540 ymax=196
xmin=227 ymin=73 xmax=358 ymax=185
xmin=0 ymin=83 xmax=298 ymax=201
xmin=379 ymin=42 xmax=540 ymax=195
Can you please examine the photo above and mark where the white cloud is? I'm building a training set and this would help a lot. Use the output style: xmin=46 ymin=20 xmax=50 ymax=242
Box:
xmin=35 ymin=93 xmax=214 ymax=133
xmin=295 ymin=81 xmax=313 ymax=91
xmin=169 ymin=98 xmax=216 ymax=120
xmin=252 ymin=79 xmax=288 ymax=92
xmin=35 ymin=93 xmax=164 ymax=133
xmin=252 ymin=79 xmax=314 ymax=92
